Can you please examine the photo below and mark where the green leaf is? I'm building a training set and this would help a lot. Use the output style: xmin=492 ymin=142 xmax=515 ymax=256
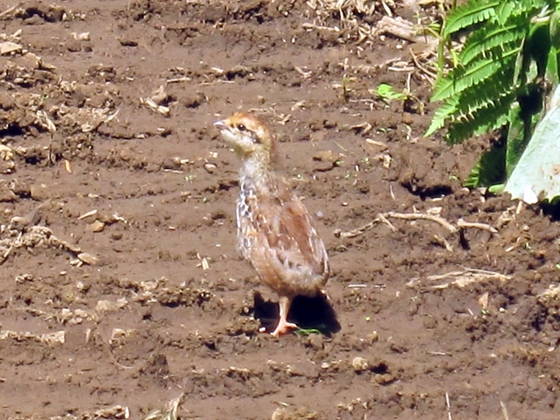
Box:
xmin=464 ymin=144 xmax=506 ymax=187
xmin=376 ymin=83 xmax=407 ymax=101
xmin=505 ymin=102 xmax=526 ymax=177
xmin=295 ymin=328 xmax=323 ymax=336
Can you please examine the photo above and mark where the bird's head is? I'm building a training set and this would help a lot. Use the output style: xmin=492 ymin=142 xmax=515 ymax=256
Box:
xmin=214 ymin=112 xmax=273 ymax=161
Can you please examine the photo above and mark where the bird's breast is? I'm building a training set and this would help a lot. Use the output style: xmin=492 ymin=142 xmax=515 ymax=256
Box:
xmin=236 ymin=178 xmax=260 ymax=259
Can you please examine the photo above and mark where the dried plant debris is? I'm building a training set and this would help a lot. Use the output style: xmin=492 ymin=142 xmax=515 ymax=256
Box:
xmin=7 ymin=405 xmax=130 ymax=420
xmin=121 ymin=276 xmax=215 ymax=308
xmin=150 ymin=286 xmax=214 ymax=307
xmin=82 ymin=405 xmax=130 ymax=419
xmin=407 ymin=268 xmax=513 ymax=289
xmin=142 ymin=393 xmax=185 ymax=420
xmin=141 ymin=85 xmax=172 ymax=116
xmin=271 ymin=406 xmax=318 ymax=420
xmin=304 ymin=0 xmax=438 ymax=79
xmin=335 ymin=211 xmax=499 ymax=252
xmin=0 ymin=329 xmax=65 ymax=345
xmin=0 ymin=68 xmax=119 ymax=137
xmin=14 ymin=306 xmax=98 ymax=325
xmin=538 ymin=285 xmax=560 ymax=315
xmin=0 ymin=202 xmax=98 ymax=266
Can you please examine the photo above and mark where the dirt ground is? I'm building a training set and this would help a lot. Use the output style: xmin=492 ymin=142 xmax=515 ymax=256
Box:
xmin=1 ymin=1 xmax=560 ymax=419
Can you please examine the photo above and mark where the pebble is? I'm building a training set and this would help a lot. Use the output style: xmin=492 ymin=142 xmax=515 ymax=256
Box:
xmin=307 ymin=333 xmax=324 ymax=350
xmin=352 ymin=356 xmax=369 ymax=372
xmin=0 ymin=41 xmax=22 ymax=55
xmin=96 ymin=298 xmax=127 ymax=313
xmin=30 ymin=183 xmax=49 ymax=201
xmin=0 ymin=182 xmax=17 ymax=202
xmin=111 ymin=232 xmax=123 ymax=240
xmin=367 ymin=331 xmax=379 ymax=343
xmin=88 ymin=220 xmax=105 ymax=233
xmin=204 ymin=163 xmax=217 ymax=174
xmin=162 ymin=157 xmax=182 ymax=170
xmin=77 ymin=252 xmax=99 ymax=266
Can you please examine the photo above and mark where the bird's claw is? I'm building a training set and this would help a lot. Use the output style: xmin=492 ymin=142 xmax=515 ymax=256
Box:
xmin=270 ymin=320 xmax=299 ymax=337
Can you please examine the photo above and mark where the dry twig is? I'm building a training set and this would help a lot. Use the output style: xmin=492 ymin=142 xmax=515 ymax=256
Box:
xmin=0 ymin=4 xmax=19 ymax=19
xmin=500 ymin=401 xmax=510 ymax=420
xmin=445 ymin=392 xmax=453 ymax=420
xmin=407 ymin=268 xmax=513 ymax=289
xmin=334 ymin=211 xmax=499 ymax=246
xmin=457 ymin=218 xmax=498 ymax=233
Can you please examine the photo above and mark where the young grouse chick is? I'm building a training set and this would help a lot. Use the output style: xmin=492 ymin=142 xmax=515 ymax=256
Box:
xmin=214 ymin=112 xmax=330 ymax=337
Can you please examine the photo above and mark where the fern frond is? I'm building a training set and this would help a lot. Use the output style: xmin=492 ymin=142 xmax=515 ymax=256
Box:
xmin=460 ymin=20 xmax=527 ymax=65
xmin=443 ymin=0 xmax=500 ymax=38
xmin=432 ymin=48 xmax=519 ymax=102
xmin=425 ymin=98 xmax=459 ymax=136
xmin=446 ymin=93 xmax=514 ymax=144
xmin=457 ymin=70 xmax=516 ymax=112
xmin=428 ymin=74 xmax=515 ymax=138
xmin=496 ymin=1 xmax=516 ymax=24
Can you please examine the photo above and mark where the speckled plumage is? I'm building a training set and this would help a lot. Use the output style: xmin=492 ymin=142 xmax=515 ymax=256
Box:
xmin=214 ymin=112 xmax=329 ymax=336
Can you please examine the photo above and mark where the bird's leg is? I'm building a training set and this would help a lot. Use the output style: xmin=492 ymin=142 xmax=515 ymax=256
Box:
xmin=271 ymin=296 xmax=298 ymax=337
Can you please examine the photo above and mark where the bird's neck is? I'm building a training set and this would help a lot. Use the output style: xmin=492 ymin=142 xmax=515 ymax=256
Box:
xmin=239 ymin=154 xmax=271 ymax=193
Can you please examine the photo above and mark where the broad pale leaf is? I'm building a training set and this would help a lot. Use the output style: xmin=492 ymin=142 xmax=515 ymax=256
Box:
xmin=504 ymin=84 xmax=560 ymax=203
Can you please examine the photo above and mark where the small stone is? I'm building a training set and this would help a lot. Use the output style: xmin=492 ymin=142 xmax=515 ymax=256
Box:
xmin=0 ymin=159 xmax=15 ymax=174
xmin=312 ymin=150 xmax=341 ymax=171
xmin=352 ymin=356 xmax=369 ymax=372
xmin=307 ymin=333 xmax=324 ymax=350
xmin=423 ymin=316 xmax=437 ymax=329
xmin=0 ymin=41 xmax=22 ymax=55
xmin=15 ymin=274 xmax=34 ymax=284
xmin=374 ymin=373 xmax=396 ymax=385
xmin=66 ymin=38 xmax=82 ymax=52
xmin=162 ymin=157 xmax=182 ymax=170
xmin=87 ymin=220 xmax=105 ymax=233
xmin=77 ymin=252 xmax=99 ymax=266
xmin=96 ymin=298 xmax=127 ymax=313
xmin=119 ymin=37 xmax=138 ymax=47
xmin=182 ymin=92 xmax=205 ymax=108
xmin=146 ymin=162 xmax=161 ymax=172
xmin=29 ymin=183 xmax=49 ymax=201
xmin=0 ymin=182 xmax=17 ymax=202
xmin=347 ymin=335 xmax=367 ymax=351
xmin=367 ymin=331 xmax=379 ymax=343
xmin=204 ymin=163 xmax=217 ymax=174
xmin=75 ymin=32 xmax=90 ymax=41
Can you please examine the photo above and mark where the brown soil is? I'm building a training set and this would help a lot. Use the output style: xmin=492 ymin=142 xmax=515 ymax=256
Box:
xmin=1 ymin=1 xmax=560 ymax=419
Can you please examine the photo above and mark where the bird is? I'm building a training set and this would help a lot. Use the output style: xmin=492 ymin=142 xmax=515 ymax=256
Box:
xmin=214 ymin=112 xmax=329 ymax=337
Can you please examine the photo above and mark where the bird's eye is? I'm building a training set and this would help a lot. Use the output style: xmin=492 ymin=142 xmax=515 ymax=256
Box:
xmin=237 ymin=124 xmax=246 ymax=132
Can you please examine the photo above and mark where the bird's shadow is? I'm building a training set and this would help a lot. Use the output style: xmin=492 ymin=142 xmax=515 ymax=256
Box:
xmin=253 ymin=292 xmax=341 ymax=336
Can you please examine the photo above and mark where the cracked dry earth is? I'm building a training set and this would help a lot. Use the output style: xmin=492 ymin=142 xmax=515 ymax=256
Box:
xmin=1 ymin=1 xmax=560 ymax=419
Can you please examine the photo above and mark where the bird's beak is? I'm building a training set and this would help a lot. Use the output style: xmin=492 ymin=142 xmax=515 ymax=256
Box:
xmin=214 ymin=120 xmax=229 ymax=132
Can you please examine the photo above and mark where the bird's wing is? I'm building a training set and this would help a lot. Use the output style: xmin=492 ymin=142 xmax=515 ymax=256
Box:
xmin=259 ymin=176 xmax=329 ymax=282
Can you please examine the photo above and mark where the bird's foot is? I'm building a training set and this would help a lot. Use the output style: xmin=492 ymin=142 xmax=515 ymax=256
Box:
xmin=270 ymin=319 xmax=299 ymax=337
